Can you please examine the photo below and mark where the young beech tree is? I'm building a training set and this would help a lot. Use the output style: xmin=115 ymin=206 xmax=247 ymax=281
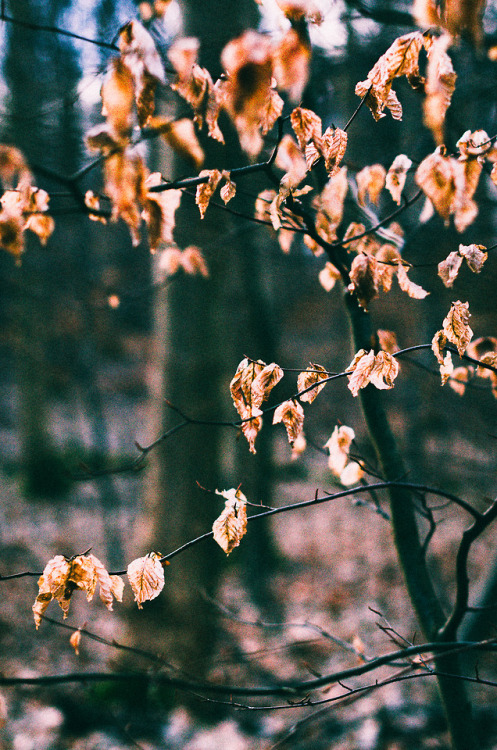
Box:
xmin=2 ymin=0 xmax=497 ymax=748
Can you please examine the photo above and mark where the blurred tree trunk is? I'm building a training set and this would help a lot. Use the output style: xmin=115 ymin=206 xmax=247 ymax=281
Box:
xmin=132 ymin=0 xmax=281 ymax=683
xmin=3 ymin=0 xmax=81 ymax=496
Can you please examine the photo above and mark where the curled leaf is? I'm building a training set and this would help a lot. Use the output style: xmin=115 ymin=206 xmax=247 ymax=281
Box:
xmin=297 ymin=364 xmax=328 ymax=403
xmin=396 ymin=262 xmax=429 ymax=299
xmin=250 ymin=362 xmax=284 ymax=409
xmin=196 ymin=169 xmax=222 ymax=218
xmin=273 ymin=399 xmax=304 ymax=444
xmin=385 ymin=154 xmax=412 ymax=204
xmin=127 ymin=553 xmax=165 ymax=609
xmin=213 ymin=488 xmax=248 ymax=555
xmin=347 ymin=349 xmax=399 ymax=397
xmin=443 ymin=300 xmax=473 ymax=356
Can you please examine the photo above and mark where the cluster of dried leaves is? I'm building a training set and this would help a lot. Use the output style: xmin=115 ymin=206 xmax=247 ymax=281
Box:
xmin=34 ymin=488 xmax=254 ymax=633
xmin=168 ymin=1 xmax=321 ymax=157
xmin=229 ymin=348 xmax=400 ymax=457
xmin=33 ymin=552 xmax=167 ymax=627
xmin=431 ymin=302 xmax=497 ymax=397
xmin=0 ymin=145 xmax=55 ymax=259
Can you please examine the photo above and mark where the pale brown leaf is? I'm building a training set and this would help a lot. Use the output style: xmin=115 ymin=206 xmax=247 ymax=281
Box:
xmin=396 ymin=262 xmax=429 ymax=299
xmin=220 ymin=171 xmax=237 ymax=204
xmin=127 ymin=553 xmax=165 ymax=609
xmin=459 ymin=243 xmax=487 ymax=273
xmin=213 ymin=489 xmax=248 ymax=555
xmin=448 ymin=366 xmax=470 ymax=396
xmin=322 ymin=127 xmax=348 ymax=176
xmin=70 ymin=630 xmax=82 ymax=656
xmin=438 ymin=250 xmax=464 ymax=287
xmin=385 ymin=154 xmax=412 ymax=204
xmin=443 ymin=300 xmax=473 ymax=356
xmin=348 ymin=253 xmax=380 ymax=310
xmin=250 ymin=363 xmax=284 ymax=409
xmin=297 ymin=364 xmax=328 ymax=403
xmin=355 ymin=32 xmax=425 ymax=120
xmin=273 ymin=27 xmax=310 ymax=103
xmin=347 ymin=349 xmax=399 ymax=396
xmin=273 ymin=399 xmax=304 ymax=444
xmin=290 ymin=107 xmax=322 ymax=152
xmin=101 ymin=57 xmax=135 ymax=135
xmin=356 ymin=164 xmax=386 ymax=206
xmin=319 ymin=261 xmax=341 ymax=291
xmin=180 ymin=245 xmax=209 ymax=277
xmin=340 ymin=460 xmax=364 ymax=486
xmin=315 ymin=167 xmax=348 ymax=242
xmin=377 ymin=329 xmax=399 ymax=354
xmin=423 ymin=33 xmax=457 ymax=145
xmin=324 ymin=425 xmax=355 ymax=476
xmin=432 ymin=329 xmax=447 ymax=365
xmin=88 ymin=554 xmax=124 ymax=611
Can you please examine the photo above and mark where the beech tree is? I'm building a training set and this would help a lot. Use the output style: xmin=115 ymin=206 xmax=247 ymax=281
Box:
xmin=2 ymin=0 xmax=497 ymax=748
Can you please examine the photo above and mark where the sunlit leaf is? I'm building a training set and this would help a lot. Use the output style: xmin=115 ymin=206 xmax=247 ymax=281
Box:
xmin=356 ymin=164 xmax=386 ymax=206
xmin=347 ymin=349 xmax=399 ymax=396
xmin=196 ymin=169 xmax=222 ymax=218
xmin=213 ymin=488 xmax=248 ymax=555
xmin=250 ymin=363 xmax=284 ymax=409
xmin=324 ymin=425 xmax=355 ymax=476
xmin=298 ymin=363 xmax=328 ymax=403
xmin=442 ymin=300 xmax=473 ymax=356
xmin=319 ymin=261 xmax=341 ymax=291
xmin=127 ymin=553 xmax=165 ymax=609
xmin=273 ymin=399 xmax=305 ymax=444
xmin=396 ymin=263 xmax=429 ymax=299
xmin=69 ymin=629 xmax=82 ymax=656
xmin=385 ymin=154 xmax=412 ymax=204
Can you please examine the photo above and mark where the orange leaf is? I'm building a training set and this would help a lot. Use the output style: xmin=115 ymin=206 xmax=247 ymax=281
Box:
xmin=196 ymin=169 xmax=222 ymax=218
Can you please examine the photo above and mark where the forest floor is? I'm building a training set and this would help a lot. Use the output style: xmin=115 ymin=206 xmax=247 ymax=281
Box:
xmin=1 ymin=344 xmax=497 ymax=750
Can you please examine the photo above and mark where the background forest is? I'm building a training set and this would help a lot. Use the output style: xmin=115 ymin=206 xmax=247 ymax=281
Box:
xmin=1 ymin=0 xmax=497 ymax=748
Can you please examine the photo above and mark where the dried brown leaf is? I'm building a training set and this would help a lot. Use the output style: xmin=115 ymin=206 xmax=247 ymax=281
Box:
xmin=273 ymin=399 xmax=304 ymax=444
xmin=213 ymin=489 xmax=248 ymax=555
xmin=396 ymin=262 xmax=429 ymax=299
xmin=297 ymin=364 xmax=328 ymax=403
xmin=101 ymin=57 xmax=135 ymax=135
xmin=180 ymin=245 xmax=209 ymax=277
xmin=196 ymin=169 xmax=222 ymax=218
xmin=356 ymin=164 xmax=386 ymax=206
xmin=423 ymin=33 xmax=457 ymax=145
xmin=448 ymin=366 xmax=470 ymax=396
xmin=385 ymin=154 xmax=412 ymax=204
xmin=438 ymin=250 xmax=463 ymax=287
xmin=250 ymin=363 xmax=284 ymax=409
xmin=290 ymin=107 xmax=322 ymax=152
xmin=443 ymin=300 xmax=473 ymax=356
xmin=349 ymin=253 xmax=380 ymax=310
xmin=315 ymin=167 xmax=348 ymax=242
xmin=273 ymin=27 xmax=310 ymax=102
xmin=356 ymin=32 xmax=425 ymax=120
xmin=220 ymin=171 xmax=237 ymax=204
xmin=127 ymin=552 xmax=165 ymax=609
xmin=347 ymin=349 xmax=399 ymax=396
xmin=70 ymin=629 xmax=82 ymax=656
